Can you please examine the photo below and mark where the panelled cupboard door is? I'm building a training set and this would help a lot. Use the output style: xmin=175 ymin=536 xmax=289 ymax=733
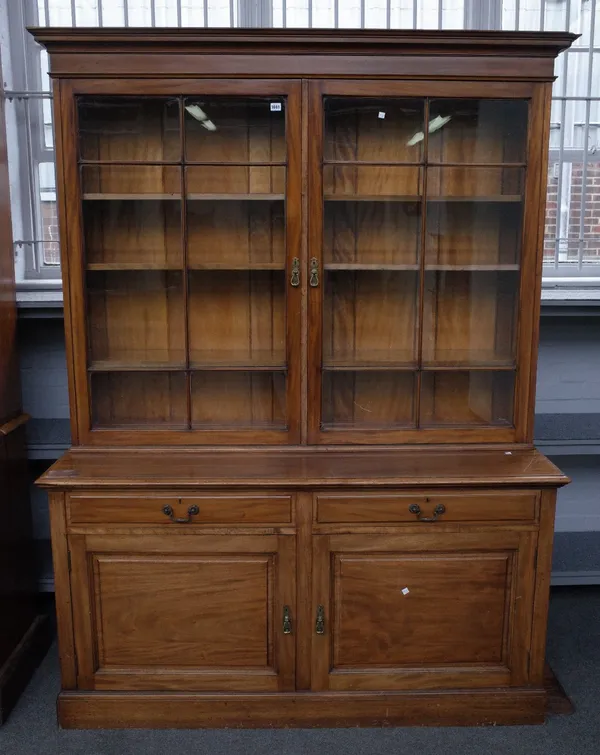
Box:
xmin=311 ymin=532 xmax=536 ymax=692
xmin=308 ymin=80 xmax=544 ymax=445
xmin=62 ymin=80 xmax=302 ymax=445
xmin=68 ymin=533 xmax=296 ymax=691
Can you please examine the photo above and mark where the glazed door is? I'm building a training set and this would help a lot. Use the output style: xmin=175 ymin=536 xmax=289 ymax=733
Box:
xmin=69 ymin=533 xmax=296 ymax=691
xmin=65 ymin=80 xmax=301 ymax=445
xmin=311 ymin=531 xmax=536 ymax=691
xmin=308 ymin=81 xmax=537 ymax=444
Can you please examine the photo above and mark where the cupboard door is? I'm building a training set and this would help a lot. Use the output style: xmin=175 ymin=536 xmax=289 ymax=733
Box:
xmin=69 ymin=82 xmax=301 ymax=444
xmin=311 ymin=532 xmax=535 ymax=691
xmin=69 ymin=533 xmax=295 ymax=691
xmin=308 ymin=82 xmax=535 ymax=444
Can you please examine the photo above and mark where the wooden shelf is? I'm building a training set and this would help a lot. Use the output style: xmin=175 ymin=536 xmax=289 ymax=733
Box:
xmin=89 ymin=361 xmax=186 ymax=372
xmin=187 ymin=193 xmax=285 ymax=201
xmin=325 ymin=263 xmax=419 ymax=271
xmin=323 ymin=359 xmax=417 ymax=372
xmin=83 ymin=193 xmax=181 ymax=201
xmin=425 ymin=264 xmax=520 ymax=271
xmin=324 ymin=195 xmax=521 ymax=203
xmin=87 ymin=263 xmax=182 ymax=271
xmin=325 ymin=195 xmax=421 ymax=203
xmin=422 ymin=357 xmax=515 ymax=371
xmin=189 ymin=263 xmax=285 ymax=271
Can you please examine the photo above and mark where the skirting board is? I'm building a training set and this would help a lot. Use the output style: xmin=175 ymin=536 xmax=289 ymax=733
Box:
xmin=57 ymin=688 xmax=547 ymax=729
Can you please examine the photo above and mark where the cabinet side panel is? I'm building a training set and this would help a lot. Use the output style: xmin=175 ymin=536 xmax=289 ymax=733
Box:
xmin=529 ymin=488 xmax=557 ymax=684
xmin=48 ymin=491 xmax=77 ymax=688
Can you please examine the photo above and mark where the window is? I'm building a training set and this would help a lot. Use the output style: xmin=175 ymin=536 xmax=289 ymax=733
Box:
xmin=2 ymin=0 xmax=598 ymax=284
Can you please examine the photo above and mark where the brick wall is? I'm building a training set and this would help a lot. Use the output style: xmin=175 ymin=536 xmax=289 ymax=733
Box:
xmin=41 ymin=199 xmax=60 ymax=266
xmin=544 ymin=162 xmax=600 ymax=264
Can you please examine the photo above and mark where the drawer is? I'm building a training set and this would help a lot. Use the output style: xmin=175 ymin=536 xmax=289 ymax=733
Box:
xmin=68 ymin=494 xmax=293 ymax=526
xmin=315 ymin=490 xmax=538 ymax=524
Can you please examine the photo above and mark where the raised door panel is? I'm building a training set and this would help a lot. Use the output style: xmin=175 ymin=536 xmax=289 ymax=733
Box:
xmin=311 ymin=532 xmax=535 ymax=691
xmin=69 ymin=533 xmax=295 ymax=691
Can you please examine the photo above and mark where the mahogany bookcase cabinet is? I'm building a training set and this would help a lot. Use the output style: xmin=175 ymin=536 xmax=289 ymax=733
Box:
xmin=33 ymin=28 xmax=575 ymax=729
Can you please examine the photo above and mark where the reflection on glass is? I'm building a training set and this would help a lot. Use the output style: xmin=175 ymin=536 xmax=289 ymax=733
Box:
xmin=322 ymin=371 xmax=416 ymax=429
xmin=184 ymin=97 xmax=286 ymax=162
xmin=428 ymin=99 xmax=528 ymax=164
xmin=324 ymin=98 xmax=425 ymax=162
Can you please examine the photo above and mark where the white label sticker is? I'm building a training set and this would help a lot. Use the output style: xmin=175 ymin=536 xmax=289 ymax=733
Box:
xmin=402 ymin=587 xmax=410 ymax=596
xmin=270 ymin=102 xmax=282 ymax=112
xmin=378 ymin=111 xmax=386 ymax=119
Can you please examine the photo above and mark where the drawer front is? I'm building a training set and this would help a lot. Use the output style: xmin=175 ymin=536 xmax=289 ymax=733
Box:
xmin=68 ymin=494 xmax=293 ymax=526
xmin=316 ymin=490 xmax=538 ymax=524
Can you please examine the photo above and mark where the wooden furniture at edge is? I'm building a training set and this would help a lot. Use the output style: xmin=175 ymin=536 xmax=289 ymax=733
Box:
xmin=31 ymin=28 xmax=576 ymax=729
xmin=0 ymin=50 xmax=51 ymax=724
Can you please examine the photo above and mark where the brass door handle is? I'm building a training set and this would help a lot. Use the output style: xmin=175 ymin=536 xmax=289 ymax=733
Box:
xmin=290 ymin=257 xmax=300 ymax=287
xmin=309 ymin=257 xmax=319 ymax=287
xmin=162 ymin=504 xmax=199 ymax=524
xmin=408 ymin=503 xmax=445 ymax=522
xmin=315 ymin=604 xmax=325 ymax=634
xmin=283 ymin=605 xmax=292 ymax=634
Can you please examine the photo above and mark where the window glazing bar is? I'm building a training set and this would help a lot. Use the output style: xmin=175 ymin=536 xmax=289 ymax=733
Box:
xmin=413 ymin=0 xmax=417 ymax=29
xmin=42 ymin=0 xmax=50 ymax=26
xmin=438 ymin=0 xmax=443 ymax=30
xmin=204 ymin=0 xmax=209 ymax=28
xmin=176 ymin=0 xmax=182 ymax=26
xmin=577 ymin=0 xmax=597 ymax=271
xmin=554 ymin=49 xmax=570 ymax=269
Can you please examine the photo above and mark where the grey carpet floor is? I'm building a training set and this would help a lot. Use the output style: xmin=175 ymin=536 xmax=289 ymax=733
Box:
xmin=1 ymin=586 xmax=599 ymax=755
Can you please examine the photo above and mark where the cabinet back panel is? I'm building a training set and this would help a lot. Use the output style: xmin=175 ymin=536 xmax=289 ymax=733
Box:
xmin=82 ymin=165 xmax=181 ymax=196
xmin=187 ymin=200 xmax=285 ymax=268
xmin=192 ymin=371 xmax=287 ymax=429
xmin=91 ymin=372 xmax=187 ymax=428
xmin=84 ymin=201 xmax=182 ymax=268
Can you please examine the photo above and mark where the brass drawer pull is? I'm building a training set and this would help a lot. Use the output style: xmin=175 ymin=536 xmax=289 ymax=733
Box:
xmin=283 ymin=605 xmax=292 ymax=634
xmin=408 ymin=503 xmax=445 ymax=522
xmin=290 ymin=257 xmax=300 ymax=287
xmin=315 ymin=604 xmax=325 ymax=634
xmin=162 ymin=504 xmax=199 ymax=524
xmin=309 ymin=257 xmax=319 ymax=287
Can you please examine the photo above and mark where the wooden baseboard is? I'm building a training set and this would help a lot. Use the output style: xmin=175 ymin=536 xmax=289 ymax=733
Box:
xmin=58 ymin=688 xmax=546 ymax=729
xmin=544 ymin=664 xmax=575 ymax=715
xmin=0 ymin=614 xmax=53 ymax=725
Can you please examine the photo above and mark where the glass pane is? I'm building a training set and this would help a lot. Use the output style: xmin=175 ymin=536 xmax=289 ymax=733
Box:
xmin=422 ymin=270 xmax=518 ymax=368
xmin=84 ymin=200 xmax=182 ymax=269
xmin=91 ymin=372 xmax=187 ymax=429
xmin=420 ymin=371 xmax=514 ymax=427
xmin=184 ymin=97 xmax=286 ymax=162
xmin=187 ymin=200 xmax=284 ymax=269
xmin=325 ymin=201 xmax=420 ymax=269
xmin=427 ymin=166 xmax=524 ymax=199
xmin=324 ymin=98 xmax=425 ymax=163
xmin=192 ymin=372 xmax=286 ymax=430
xmin=188 ymin=271 xmax=285 ymax=368
xmin=186 ymin=165 xmax=285 ymax=197
xmin=322 ymin=371 xmax=416 ymax=429
xmin=426 ymin=202 xmax=522 ymax=269
xmin=324 ymin=165 xmax=421 ymax=199
xmin=78 ymin=97 xmax=180 ymax=162
xmin=81 ymin=165 xmax=181 ymax=198
xmin=323 ymin=270 xmax=418 ymax=368
xmin=428 ymin=99 xmax=528 ymax=164
xmin=87 ymin=271 xmax=185 ymax=369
